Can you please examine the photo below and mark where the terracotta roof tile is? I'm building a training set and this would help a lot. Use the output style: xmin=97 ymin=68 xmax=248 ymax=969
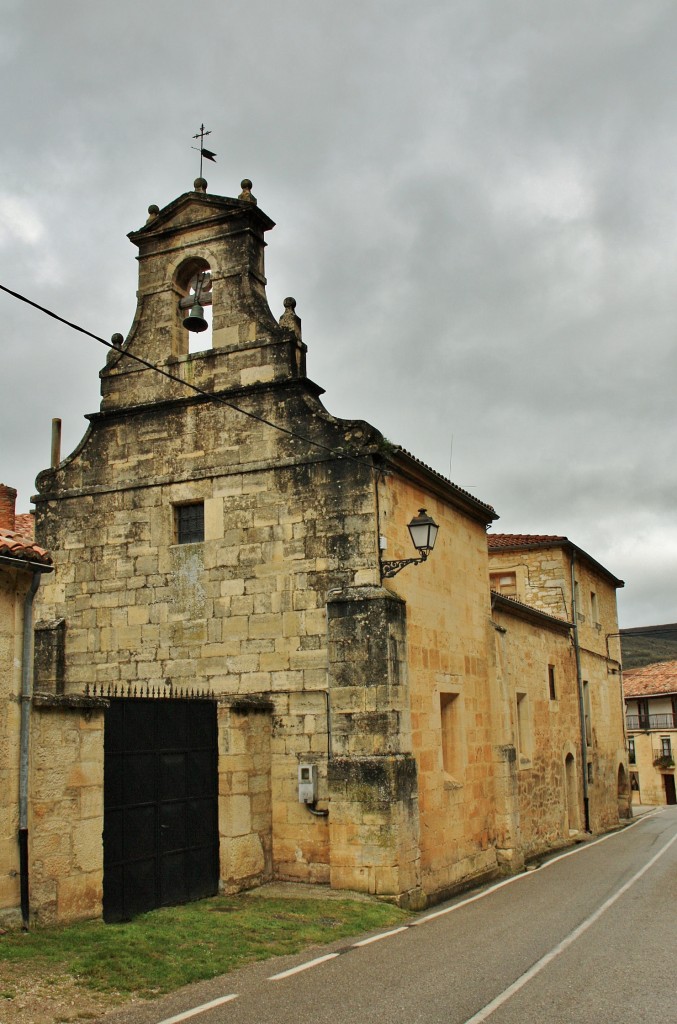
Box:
xmin=0 ymin=529 xmax=52 ymax=566
xmin=488 ymin=533 xmax=567 ymax=550
xmin=14 ymin=512 xmax=35 ymax=539
xmin=623 ymin=660 xmax=677 ymax=698
xmin=393 ymin=446 xmax=497 ymax=518
xmin=487 ymin=532 xmax=624 ymax=588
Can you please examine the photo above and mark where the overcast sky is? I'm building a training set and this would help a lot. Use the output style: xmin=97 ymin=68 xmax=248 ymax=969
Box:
xmin=1 ymin=0 xmax=676 ymax=627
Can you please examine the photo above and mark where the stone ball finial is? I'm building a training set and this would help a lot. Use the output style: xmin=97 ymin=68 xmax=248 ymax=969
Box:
xmin=111 ymin=333 xmax=124 ymax=348
xmin=238 ymin=179 xmax=257 ymax=205
xmin=279 ymin=296 xmax=302 ymax=340
xmin=194 ymin=177 xmax=208 ymax=193
xmin=146 ymin=204 xmax=160 ymax=223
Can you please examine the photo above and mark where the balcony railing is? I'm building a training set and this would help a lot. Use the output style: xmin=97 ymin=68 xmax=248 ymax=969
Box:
xmin=626 ymin=713 xmax=677 ymax=731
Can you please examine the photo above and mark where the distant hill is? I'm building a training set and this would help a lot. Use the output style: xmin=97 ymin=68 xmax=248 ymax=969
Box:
xmin=620 ymin=624 xmax=677 ymax=670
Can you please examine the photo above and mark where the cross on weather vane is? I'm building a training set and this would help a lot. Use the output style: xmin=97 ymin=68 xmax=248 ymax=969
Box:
xmin=192 ymin=124 xmax=217 ymax=178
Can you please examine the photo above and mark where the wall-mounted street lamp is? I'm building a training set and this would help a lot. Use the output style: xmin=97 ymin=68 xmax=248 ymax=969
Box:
xmin=380 ymin=508 xmax=439 ymax=579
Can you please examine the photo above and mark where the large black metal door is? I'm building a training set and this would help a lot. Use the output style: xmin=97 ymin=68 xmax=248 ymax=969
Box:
xmin=103 ymin=698 xmax=219 ymax=922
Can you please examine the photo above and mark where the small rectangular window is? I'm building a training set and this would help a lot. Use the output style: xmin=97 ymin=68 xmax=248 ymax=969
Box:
xmin=176 ymin=502 xmax=204 ymax=544
xmin=628 ymin=737 xmax=636 ymax=764
xmin=548 ymin=664 xmax=557 ymax=701
xmin=661 ymin=736 xmax=672 ymax=758
xmin=590 ymin=590 xmax=599 ymax=624
xmin=490 ymin=571 xmax=517 ymax=597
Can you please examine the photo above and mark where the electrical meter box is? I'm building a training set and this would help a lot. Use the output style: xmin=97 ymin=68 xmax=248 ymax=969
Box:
xmin=298 ymin=763 xmax=318 ymax=803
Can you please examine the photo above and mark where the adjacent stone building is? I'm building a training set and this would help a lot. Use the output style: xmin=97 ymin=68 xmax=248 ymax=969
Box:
xmin=0 ymin=485 xmax=54 ymax=927
xmin=624 ymin=660 xmax=677 ymax=805
xmin=14 ymin=178 xmax=630 ymax=923
xmin=488 ymin=534 xmax=629 ymax=832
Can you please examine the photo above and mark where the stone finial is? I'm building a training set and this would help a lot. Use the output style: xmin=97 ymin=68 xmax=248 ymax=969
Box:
xmin=146 ymin=204 xmax=160 ymax=223
xmin=279 ymin=296 xmax=302 ymax=340
xmin=238 ymin=178 xmax=257 ymax=205
xmin=111 ymin=333 xmax=124 ymax=348
xmin=194 ymin=177 xmax=208 ymax=193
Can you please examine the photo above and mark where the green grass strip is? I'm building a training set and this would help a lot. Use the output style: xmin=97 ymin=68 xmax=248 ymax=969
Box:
xmin=0 ymin=895 xmax=409 ymax=998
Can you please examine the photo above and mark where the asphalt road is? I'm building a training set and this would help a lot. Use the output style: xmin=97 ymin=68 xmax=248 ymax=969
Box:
xmin=106 ymin=807 xmax=677 ymax=1024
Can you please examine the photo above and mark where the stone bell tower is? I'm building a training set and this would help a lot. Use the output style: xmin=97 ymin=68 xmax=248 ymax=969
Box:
xmin=101 ymin=176 xmax=306 ymax=411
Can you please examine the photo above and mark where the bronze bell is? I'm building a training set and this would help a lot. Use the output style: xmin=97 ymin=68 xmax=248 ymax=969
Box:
xmin=183 ymin=302 xmax=209 ymax=333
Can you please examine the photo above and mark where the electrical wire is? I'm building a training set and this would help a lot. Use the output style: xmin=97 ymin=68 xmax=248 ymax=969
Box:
xmin=0 ymin=283 xmax=376 ymax=470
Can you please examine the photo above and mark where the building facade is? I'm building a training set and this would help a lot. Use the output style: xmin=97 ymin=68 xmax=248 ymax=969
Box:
xmin=13 ymin=178 xmax=630 ymax=924
xmin=0 ymin=485 xmax=57 ymax=928
xmin=624 ymin=661 xmax=677 ymax=805
xmin=488 ymin=534 xmax=629 ymax=833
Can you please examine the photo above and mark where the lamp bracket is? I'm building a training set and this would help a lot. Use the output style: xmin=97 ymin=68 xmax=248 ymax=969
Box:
xmin=380 ymin=553 xmax=428 ymax=579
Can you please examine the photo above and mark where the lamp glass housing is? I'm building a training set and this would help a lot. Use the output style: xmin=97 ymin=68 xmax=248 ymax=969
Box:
xmin=407 ymin=508 xmax=439 ymax=554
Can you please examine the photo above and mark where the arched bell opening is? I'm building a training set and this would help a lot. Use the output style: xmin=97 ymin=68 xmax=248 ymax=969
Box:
xmin=175 ymin=257 xmax=213 ymax=354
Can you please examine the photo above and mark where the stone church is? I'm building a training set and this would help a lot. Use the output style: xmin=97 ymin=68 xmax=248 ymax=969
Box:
xmin=5 ymin=176 xmax=628 ymax=924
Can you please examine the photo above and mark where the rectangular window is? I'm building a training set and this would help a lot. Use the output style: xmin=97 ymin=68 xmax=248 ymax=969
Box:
xmin=516 ymin=691 xmax=531 ymax=764
xmin=637 ymin=698 xmax=650 ymax=730
xmin=628 ymin=736 xmax=636 ymax=764
xmin=661 ymin=736 xmax=672 ymax=758
xmin=176 ymin=502 xmax=204 ymax=544
xmin=590 ymin=590 xmax=599 ymax=625
xmin=490 ymin=571 xmax=517 ymax=597
xmin=548 ymin=664 xmax=557 ymax=701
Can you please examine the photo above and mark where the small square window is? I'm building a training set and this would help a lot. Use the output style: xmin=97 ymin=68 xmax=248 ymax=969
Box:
xmin=176 ymin=502 xmax=204 ymax=544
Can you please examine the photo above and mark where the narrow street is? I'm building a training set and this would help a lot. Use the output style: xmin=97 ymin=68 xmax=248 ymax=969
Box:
xmin=106 ymin=808 xmax=677 ymax=1024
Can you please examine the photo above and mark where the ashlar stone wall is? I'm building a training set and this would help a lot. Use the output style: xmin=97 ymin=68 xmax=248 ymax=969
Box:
xmin=377 ymin=471 xmax=502 ymax=899
xmin=29 ymin=697 xmax=106 ymax=924
xmin=491 ymin=603 xmax=582 ymax=856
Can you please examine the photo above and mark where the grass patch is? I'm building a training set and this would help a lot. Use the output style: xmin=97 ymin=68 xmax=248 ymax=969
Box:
xmin=0 ymin=895 xmax=409 ymax=999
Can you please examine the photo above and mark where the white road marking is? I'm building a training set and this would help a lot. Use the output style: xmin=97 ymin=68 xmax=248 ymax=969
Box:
xmin=459 ymin=827 xmax=677 ymax=1024
xmin=353 ymin=925 xmax=410 ymax=946
xmin=153 ymin=813 xmax=662 ymax=1020
xmin=156 ymin=993 xmax=238 ymax=1024
xmin=268 ymin=952 xmax=340 ymax=980
xmin=414 ymin=810 xmax=659 ymax=926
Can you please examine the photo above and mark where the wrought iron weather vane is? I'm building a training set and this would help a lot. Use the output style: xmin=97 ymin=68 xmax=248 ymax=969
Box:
xmin=192 ymin=124 xmax=217 ymax=178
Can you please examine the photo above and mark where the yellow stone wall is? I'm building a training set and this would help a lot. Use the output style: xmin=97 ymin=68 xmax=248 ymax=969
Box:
xmin=489 ymin=543 xmax=628 ymax=832
xmin=378 ymin=474 xmax=501 ymax=896
xmin=0 ymin=567 xmax=27 ymax=925
xmin=491 ymin=604 xmax=583 ymax=853
xmin=29 ymin=701 xmax=105 ymax=924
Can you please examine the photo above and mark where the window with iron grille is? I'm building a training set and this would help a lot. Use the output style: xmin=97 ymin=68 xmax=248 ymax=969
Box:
xmin=176 ymin=502 xmax=204 ymax=544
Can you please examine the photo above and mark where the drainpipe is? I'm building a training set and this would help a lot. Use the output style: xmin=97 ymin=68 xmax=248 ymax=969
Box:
xmin=19 ymin=569 xmax=42 ymax=930
xmin=570 ymin=550 xmax=590 ymax=833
